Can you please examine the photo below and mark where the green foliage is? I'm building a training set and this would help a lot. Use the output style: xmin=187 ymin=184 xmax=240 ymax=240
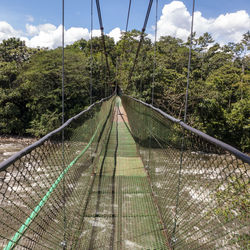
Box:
xmin=225 ymin=99 xmax=250 ymax=151
xmin=0 ymin=87 xmax=27 ymax=134
xmin=0 ymin=37 xmax=37 ymax=63
xmin=17 ymin=48 xmax=98 ymax=136
xmin=0 ymin=32 xmax=249 ymax=151
xmin=0 ymin=38 xmax=109 ymax=137
xmin=215 ymin=178 xmax=249 ymax=222
xmin=0 ymin=61 xmax=19 ymax=88
xmin=26 ymin=111 xmax=61 ymax=137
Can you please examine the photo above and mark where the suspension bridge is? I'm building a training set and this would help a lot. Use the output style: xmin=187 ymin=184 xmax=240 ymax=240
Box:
xmin=0 ymin=0 xmax=250 ymax=249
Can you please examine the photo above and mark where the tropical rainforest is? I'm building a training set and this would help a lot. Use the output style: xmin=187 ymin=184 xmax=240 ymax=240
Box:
xmin=0 ymin=31 xmax=249 ymax=151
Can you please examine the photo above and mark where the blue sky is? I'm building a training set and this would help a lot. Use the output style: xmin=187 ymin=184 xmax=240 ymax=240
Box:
xmin=0 ymin=0 xmax=249 ymax=48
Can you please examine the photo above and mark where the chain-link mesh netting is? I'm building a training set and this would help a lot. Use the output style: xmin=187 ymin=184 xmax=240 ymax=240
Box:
xmin=0 ymin=96 xmax=115 ymax=249
xmin=0 ymin=96 xmax=168 ymax=250
xmin=122 ymin=95 xmax=250 ymax=250
xmin=1 ymin=94 xmax=249 ymax=249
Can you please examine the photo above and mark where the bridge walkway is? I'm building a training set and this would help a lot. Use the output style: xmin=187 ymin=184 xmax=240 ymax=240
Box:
xmin=77 ymin=98 xmax=166 ymax=249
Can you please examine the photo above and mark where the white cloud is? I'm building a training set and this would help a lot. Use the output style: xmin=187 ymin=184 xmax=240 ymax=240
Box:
xmin=26 ymin=24 xmax=61 ymax=48
xmin=108 ymin=27 xmax=122 ymax=43
xmin=26 ymin=23 xmax=57 ymax=36
xmin=92 ymin=29 xmax=101 ymax=37
xmin=24 ymin=25 xmax=121 ymax=48
xmin=0 ymin=21 xmax=21 ymax=40
xmin=208 ymin=11 xmax=250 ymax=44
xmin=65 ymin=27 xmax=89 ymax=44
xmin=26 ymin=24 xmax=39 ymax=36
xmin=0 ymin=19 xmax=124 ymax=49
xmin=156 ymin=1 xmax=250 ymax=44
xmin=0 ymin=21 xmax=105 ymax=49
xmin=1 ymin=2 xmax=249 ymax=49
xmin=156 ymin=1 xmax=190 ymax=41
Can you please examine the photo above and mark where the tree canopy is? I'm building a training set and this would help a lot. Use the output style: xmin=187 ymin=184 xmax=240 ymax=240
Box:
xmin=0 ymin=32 xmax=249 ymax=151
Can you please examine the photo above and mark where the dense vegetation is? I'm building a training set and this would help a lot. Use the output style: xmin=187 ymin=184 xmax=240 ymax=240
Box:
xmin=0 ymin=31 xmax=249 ymax=151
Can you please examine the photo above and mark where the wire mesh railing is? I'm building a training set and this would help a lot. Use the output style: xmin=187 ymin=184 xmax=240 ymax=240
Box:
xmin=1 ymin=94 xmax=249 ymax=249
xmin=121 ymin=95 xmax=250 ymax=250
xmin=0 ymin=95 xmax=116 ymax=249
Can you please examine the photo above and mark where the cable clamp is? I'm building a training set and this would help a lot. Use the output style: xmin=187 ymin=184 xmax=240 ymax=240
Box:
xmin=60 ymin=241 xmax=67 ymax=249
xmin=171 ymin=237 xmax=177 ymax=246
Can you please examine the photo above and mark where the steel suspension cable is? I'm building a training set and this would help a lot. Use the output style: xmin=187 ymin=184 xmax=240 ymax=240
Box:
xmin=61 ymin=0 xmax=66 ymax=248
xmin=117 ymin=0 xmax=132 ymax=95
xmin=148 ymin=0 xmax=158 ymax=224
xmin=125 ymin=0 xmax=132 ymax=32
xmin=95 ymin=0 xmax=111 ymax=78
xmin=148 ymin=0 xmax=158 ymax=165
xmin=90 ymin=0 xmax=93 ymax=105
xmin=151 ymin=0 xmax=158 ymax=106
xmin=89 ymin=0 xmax=95 ymax=164
xmin=172 ymin=1 xmax=195 ymax=248
xmin=184 ymin=0 xmax=195 ymax=123
xmin=128 ymin=0 xmax=153 ymax=83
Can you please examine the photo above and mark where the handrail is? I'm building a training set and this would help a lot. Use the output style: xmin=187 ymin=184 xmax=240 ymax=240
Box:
xmin=124 ymin=95 xmax=250 ymax=164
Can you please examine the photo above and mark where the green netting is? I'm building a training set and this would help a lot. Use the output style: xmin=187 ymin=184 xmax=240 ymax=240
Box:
xmin=0 ymin=96 xmax=168 ymax=249
xmin=1 ymin=95 xmax=249 ymax=249
xmin=122 ymin=95 xmax=250 ymax=249
xmin=0 ymin=96 xmax=116 ymax=249
xmin=74 ymin=98 xmax=167 ymax=249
